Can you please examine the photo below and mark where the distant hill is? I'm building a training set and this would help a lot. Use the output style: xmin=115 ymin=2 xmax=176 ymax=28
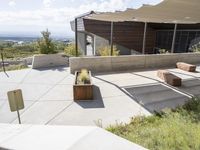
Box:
xmin=0 ymin=36 xmax=74 ymax=43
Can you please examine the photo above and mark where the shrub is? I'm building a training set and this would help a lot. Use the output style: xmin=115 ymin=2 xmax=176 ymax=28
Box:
xmin=107 ymin=97 xmax=200 ymax=150
xmin=64 ymin=44 xmax=82 ymax=57
xmin=159 ymin=49 xmax=169 ymax=54
xmin=77 ymin=69 xmax=90 ymax=84
xmin=0 ymin=64 xmax=28 ymax=72
xmin=37 ymin=29 xmax=56 ymax=54
xmin=98 ymin=46 xmax=119 ymax=56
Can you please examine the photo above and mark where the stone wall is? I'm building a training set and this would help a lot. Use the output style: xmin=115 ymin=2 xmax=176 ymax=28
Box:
xmin=32 ymin=54 xmax=68 ymax=69
xmin=69 ymin=53 xmax=200 ymax=73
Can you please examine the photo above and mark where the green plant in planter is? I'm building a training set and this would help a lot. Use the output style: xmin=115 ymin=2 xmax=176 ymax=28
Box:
xmin=77 ymin=69 xmax=90 ymax=84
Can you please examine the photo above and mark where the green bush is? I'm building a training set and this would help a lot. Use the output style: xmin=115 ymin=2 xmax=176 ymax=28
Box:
xmin=37 ymin=29 xmax=56 ymax=54
xmin=64 ymin=44 xmax=82 ymax=57
xmin=159 ymin=49 xmax=169 ymax=54
xmin=107 ymin=97 xmax=200 ymax=150
xmin=2 ymin=47 xmax=39 ymax=59
xmin=98 ymin=46 xmax=119 ymax=56
xmin=0 ymin=64 xmax=28 ymax=72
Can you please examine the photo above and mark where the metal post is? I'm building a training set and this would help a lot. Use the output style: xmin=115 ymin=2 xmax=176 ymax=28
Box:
xmin=92 ymin=36 xmax=95 ymax=56
xmin=75 ymin=18 xmax=78 ymax=57
xmin=110 ymin=22 xmax=114 ymax=56
xmin=17 ymin=110 xmax=21 ymax=124
xmin=142 ymin=22 xmax=147 ymax=54
xmin=171 ymin=23 xmax=177 ymax=53
xmin=1 ymin=52 xmax=5 ymax=73
xmin=14 ymin=91 xmax=21 ymax=124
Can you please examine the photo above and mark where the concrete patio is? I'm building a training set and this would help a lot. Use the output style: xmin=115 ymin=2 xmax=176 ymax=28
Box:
xmin=0 ymin=65 xmax=200 ymax=127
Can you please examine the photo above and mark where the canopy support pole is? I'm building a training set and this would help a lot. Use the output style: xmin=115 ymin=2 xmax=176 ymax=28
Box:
xmin=142 ymin=22 xmax=147 ymax=54
xmin=171 ymin=23 xmax=177 ymax=53
xmin=75 ymin=18 xmax=78 ymax=57
xmin=110 ymin=22 xmax=114 ymax=56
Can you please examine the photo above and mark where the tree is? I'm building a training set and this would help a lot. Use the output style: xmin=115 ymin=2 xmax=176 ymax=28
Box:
xmin=37 ymin=29 xmax=56 ymax=54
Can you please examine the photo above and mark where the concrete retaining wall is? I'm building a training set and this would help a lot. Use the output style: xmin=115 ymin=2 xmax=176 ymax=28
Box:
xmin=32 ymin=54 xmax=68 ymax=69
xmin=69 ymin=53 xmax=200 ymax=73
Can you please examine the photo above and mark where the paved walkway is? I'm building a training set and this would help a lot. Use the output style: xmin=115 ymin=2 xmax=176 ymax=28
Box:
xmin=0 ymin=65 xmax=200 ymax=127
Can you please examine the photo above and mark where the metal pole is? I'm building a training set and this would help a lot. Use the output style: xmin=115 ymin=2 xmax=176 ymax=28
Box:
xmin=14 ymin=91 xmax=21 ymax=124
xmin=1 ymin=52 xmax=5 ymax=73
xmin=142 ymin=22 xmax=147 ymax=54
xmin=75 ymin=18 xmax=78 ymax=57
xmin=110 ymin=22 xmax=114 ymax=56
xmin=17 ymin=109 xmax=21 ymax=124
xmin=171 ymin=23 xmax=177 ymax=53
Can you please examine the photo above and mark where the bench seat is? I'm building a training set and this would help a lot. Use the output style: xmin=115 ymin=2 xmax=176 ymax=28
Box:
xmin=157 ymin=70 xmax=182 ymax=86
xmin=176 ymin=62 xmax=196 ymax=72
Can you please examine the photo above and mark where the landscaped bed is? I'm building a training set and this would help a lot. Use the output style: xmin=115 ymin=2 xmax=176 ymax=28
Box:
xmin=108 ymin=97 xmax=200 ymax=150
xmin=0 ymin=64 xmax=28 ymax=72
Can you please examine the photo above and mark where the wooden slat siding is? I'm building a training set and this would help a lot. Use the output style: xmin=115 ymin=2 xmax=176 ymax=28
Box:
xmin=84 ymin=19 xmax=156 ymax=53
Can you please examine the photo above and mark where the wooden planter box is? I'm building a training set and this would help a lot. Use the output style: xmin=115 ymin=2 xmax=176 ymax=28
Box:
xmin=73 ymin=71 xmax=93 ymax=100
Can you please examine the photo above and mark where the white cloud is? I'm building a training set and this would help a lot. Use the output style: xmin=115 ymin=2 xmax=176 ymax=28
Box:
xmin=8 ymin=0 xmax=16 ymax=7
xmin=1 ymin=0 xmax=162 ymax=35
xmin=43 ymin=0 xmax=55 ymax=8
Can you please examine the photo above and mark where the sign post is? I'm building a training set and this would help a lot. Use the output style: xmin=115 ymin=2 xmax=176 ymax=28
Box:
xmin=7 ymin=89 xmax=24 ymax=124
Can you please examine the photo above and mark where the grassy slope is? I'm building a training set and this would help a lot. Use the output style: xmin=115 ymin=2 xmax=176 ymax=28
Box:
xmin=0 ymin=64 xmax=28 ymax=72
xmin=107 ymin=97 xmax=200 ymax=150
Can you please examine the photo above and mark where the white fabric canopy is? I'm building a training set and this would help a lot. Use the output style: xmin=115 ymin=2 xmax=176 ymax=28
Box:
xmin=86 ymin=0 xmax=200 ymax=24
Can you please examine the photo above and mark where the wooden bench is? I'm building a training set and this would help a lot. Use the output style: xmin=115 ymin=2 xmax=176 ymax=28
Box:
xmin=157 ymin=70 xmax=182 ymax=86
xmin=176 ymin=62 xmax=196 ymax=72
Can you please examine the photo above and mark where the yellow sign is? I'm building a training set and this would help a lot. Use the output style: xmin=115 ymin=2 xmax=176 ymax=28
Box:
xmin=7 ymin=89 xmax=24 ymax=112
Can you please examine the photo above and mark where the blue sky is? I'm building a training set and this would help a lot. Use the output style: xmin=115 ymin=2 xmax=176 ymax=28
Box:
xmin=0 ymin=0 xmax=162 ymax=37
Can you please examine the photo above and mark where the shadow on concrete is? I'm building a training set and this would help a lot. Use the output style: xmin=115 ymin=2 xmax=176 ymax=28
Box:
xmin=131 ymin=72 xmax=194 ymax=97
xmin=75 ymin=85 xmax=105 ymax=109
xmin=124 ymin=83 xmax=190 ymax=113
xmin=34 ymin=65 xmax=68 ymax=72
xmin=93 ymin=76 xmax=152 ymax=112
xmin=178 ymin=78 xmax=200 ymax=97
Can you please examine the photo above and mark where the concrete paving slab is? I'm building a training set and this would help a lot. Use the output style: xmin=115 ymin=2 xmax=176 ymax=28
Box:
xmin=1 ymin=66 xmax=198 ymax=126
xmin=179 ymin=79 xmax=200 ymax=97
xmin=0 ymin=101 xmax=34 ymax=123
xmin=58 ymin=74 xmax=75 ymax=85
xmin=131 ymin=70 xmax=160 ymax=81
xmin=146 ymin=97 xmax=189 ymax=112
xmin=94 ymin=82 xmax=125 ymax=98
xmin=96 ymin=73 xmax=142 ymax=82
xmin=0 ymin=83 xmax=18 ymax=100
xmin=22 ymin=68 xmax=69 ymax=84
xmin=112 ymin=76 xmax=158 ymax=87
xmin=16 ymin=83 xmax=53 ymax=101
xmin=13 ymin=101 xmax=73 ymax=124
xmin=168 ymin=69 xmax=196 ymax=80
xmin=40 ymin=84 xmax=73 ymax=101
xmin=0 ymin=69 xmax=31 ymax=83
xmin=124 ymin=83 xmax=190 ymax=112
xmin=48 ymin=96 xmax=150 ymax=127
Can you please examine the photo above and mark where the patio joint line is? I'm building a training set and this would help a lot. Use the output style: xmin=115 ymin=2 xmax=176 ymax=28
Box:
xmin=93 ymin=76 xmax=149 ymax=112
xmin=10 ymin=72 xmax=72 ymax=124
xmin=44 ymin=101 xmax=74 ymax=125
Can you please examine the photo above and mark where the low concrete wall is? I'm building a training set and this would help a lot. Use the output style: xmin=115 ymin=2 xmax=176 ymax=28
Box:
xmin=32 ymin=54 xmax=68 ymax=69
xmin=69 ymin=53 xmax=200 ymax=73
